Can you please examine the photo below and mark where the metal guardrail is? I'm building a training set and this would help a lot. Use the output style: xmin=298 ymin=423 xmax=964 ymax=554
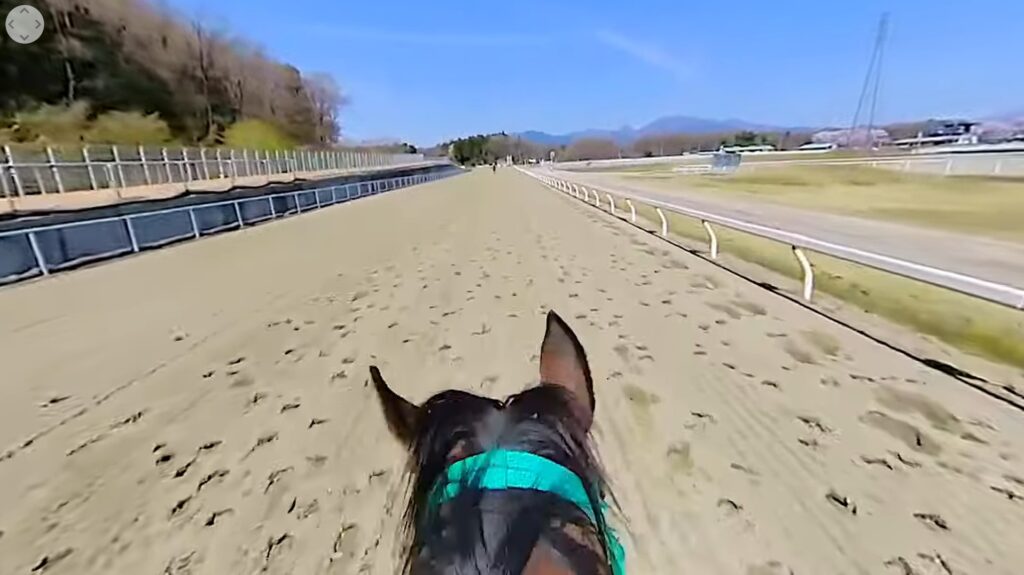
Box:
xmin=0 ymin=166 xmax=462 ymax=286
xmin=518 ymin=168 xmax=1024 ymax=310
xmin=0 ymin=144 xmax=425 ymax=196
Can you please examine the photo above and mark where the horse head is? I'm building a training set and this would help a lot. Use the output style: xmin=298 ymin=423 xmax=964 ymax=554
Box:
xmin=370 ymin=311 xmax=621 ymax=574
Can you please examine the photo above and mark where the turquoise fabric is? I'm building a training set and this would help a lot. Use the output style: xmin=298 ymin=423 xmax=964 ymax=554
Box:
xmin=427 ymin=449 xmax=626 ymax=575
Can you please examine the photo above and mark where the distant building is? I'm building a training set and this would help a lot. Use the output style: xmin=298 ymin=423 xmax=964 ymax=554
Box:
xmin=927 ymin=120 xmax=976 ymax=137
xmin=797 ymin=142 xmax=838 ymax=151
xmin=718 ymin=144 xmax=776 ymax=153
xmin=892 ymin=120 xmax=980 ymax=148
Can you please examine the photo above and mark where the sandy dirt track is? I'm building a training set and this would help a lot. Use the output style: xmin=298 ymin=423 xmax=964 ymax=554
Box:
xmin=1 ymin=169 xmax=1023 ymax=574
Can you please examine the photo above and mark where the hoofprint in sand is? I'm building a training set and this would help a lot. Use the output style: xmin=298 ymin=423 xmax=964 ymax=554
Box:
xmin=1 ymin=169 xmax=1021 ymax=574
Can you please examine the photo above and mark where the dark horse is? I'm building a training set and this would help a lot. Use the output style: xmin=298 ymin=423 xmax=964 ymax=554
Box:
xmin=370 ymin=311 xmax=624 ymax=574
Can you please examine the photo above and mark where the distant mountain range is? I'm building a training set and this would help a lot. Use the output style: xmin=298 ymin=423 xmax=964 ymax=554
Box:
xmin=518 ymin=115 xmax=815 ymax=146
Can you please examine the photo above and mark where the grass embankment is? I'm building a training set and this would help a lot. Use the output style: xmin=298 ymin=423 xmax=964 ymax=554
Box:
xmin=628 ymin=201 xmax=1024 ymax=369
xmin=1 ymin=103 xmax=298 ymax=150
xmin=650 ymin=165 xmax=1024 ymax=242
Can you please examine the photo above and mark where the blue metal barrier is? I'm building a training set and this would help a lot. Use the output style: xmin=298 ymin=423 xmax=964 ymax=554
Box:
xmin=0 ymin=167 xmax=462 ymax=286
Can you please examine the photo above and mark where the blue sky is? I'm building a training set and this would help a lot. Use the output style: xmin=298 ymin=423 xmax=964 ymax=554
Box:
xmin=165 ymin=0 xmax=1024 ymax=145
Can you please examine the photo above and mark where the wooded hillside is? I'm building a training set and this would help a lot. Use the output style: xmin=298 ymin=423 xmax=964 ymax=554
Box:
xmin=0 ymin=0 xmax=344 ymax=147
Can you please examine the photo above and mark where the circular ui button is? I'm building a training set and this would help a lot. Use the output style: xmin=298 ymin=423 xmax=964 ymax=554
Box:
xmin=6 ymin=5 xmax=45 ymax=45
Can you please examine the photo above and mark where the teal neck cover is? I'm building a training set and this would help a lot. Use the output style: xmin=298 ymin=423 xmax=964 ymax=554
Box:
xmin=427 ymin=449 xmax=626 ymax=575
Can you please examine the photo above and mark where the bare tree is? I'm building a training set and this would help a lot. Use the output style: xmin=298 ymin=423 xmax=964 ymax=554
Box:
xmin=4 ymin=0 xmax=346 ymax=145
xmin=563 ymin=138 xmax=621 ymax=161
xmin=44 ymin=0 xmax=81 ymax=103
xmin=221 ymin=39 xmax=264 ymax=119
xmin=633 ymin=133 xmax=728 ymax=156
xmin=485 ymin=135 xmax=512 ymax=161
xmin=303 ymin=73 xmax=347 ymax=144
xmin=189 ymin=19 xmax=219 ymax=141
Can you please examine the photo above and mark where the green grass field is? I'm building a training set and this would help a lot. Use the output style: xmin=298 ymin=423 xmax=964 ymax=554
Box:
xmin=628 ymin=201 xmax=1024 ymax=369
xmin=632 ymin=165 xmax=1024 ymax=242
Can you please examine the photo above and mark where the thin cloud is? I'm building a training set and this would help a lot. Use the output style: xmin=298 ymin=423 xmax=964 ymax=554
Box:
xmin=595 ymin=30 xmax=689 ymax=81
xmin=308 ymin=25 xmax=547 ymax=47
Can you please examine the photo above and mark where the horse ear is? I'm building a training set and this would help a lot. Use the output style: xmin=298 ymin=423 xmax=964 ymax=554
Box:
xmin=370 ymin=365 xmax=420 ymax=447
xmin=539 ymin=310 xmax=595 ymax=430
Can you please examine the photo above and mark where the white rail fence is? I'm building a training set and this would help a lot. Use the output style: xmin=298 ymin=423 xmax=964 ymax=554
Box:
xmin=0 ymin=144 xmax=425 ymax=197
xmin=739 ymin=153 xmax=1024 ymax=177
xmin=673 ymin=165 xmax=712 ymax=174
xmin=518 ymin=168 xmax=1024 ymax=310
xmin=0 ymin=166 xmax=460 ymax=286
xmin=558 ymin=151 xmax=1024 ymax=178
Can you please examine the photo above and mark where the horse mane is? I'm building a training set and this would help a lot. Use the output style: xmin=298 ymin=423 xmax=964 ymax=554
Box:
xmin=398 ymin=384 xmax=617 ymax=574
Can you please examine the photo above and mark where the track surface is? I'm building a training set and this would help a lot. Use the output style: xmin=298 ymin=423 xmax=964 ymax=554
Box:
xmin=557 ymin=169 xmax=1024 ymax=290
xmin=1 ymin=169 xmax=1022 ymax=574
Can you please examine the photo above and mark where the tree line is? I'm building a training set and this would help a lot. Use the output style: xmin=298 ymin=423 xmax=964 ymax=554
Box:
xmin=555 ymin=122 xmax=940 ymax=161
xmin=559 ymin=130 xmax=816 ymax=161
xmin=0 ymin=0 xmax=345 ymax=148
xmin=434 ymin=133 xmax=553 ymax=165
xmin=435 ymin=130 xmax=821 ymax=164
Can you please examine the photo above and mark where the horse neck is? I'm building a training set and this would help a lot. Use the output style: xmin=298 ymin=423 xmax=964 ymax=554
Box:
xmin=410 ymin=490 xmax=609 ymax=575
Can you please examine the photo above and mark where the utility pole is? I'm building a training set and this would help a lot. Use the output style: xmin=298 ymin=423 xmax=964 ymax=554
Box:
xmin=849 ymin=13 xmax=889 ymax=149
